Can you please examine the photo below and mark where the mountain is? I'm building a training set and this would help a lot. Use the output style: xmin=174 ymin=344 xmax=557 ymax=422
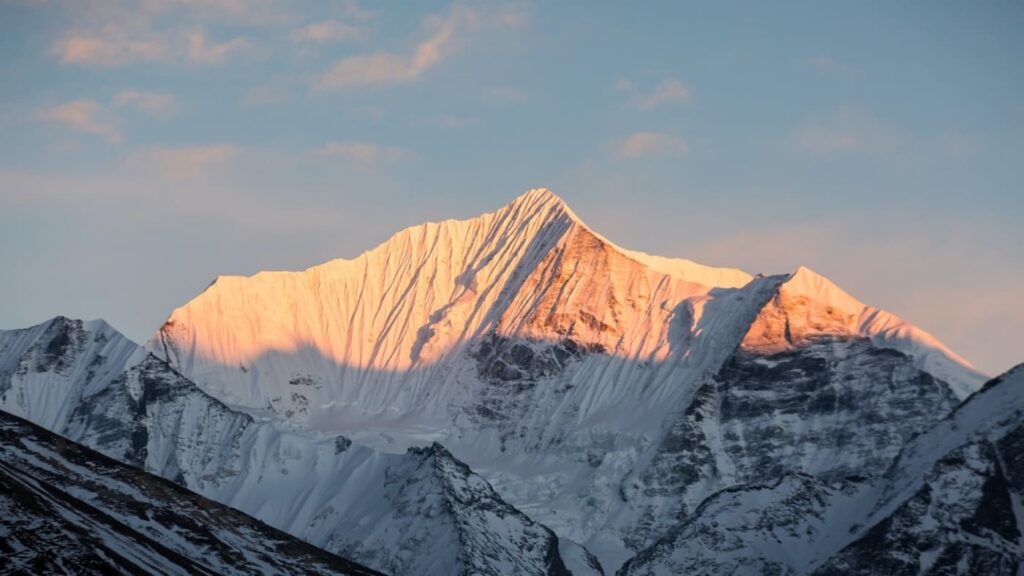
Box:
xmin=620 ymin=363 xmax=1024 ymax=575
xmin=0 ymin=316 xmax=582 ymax=576
xmin=0 ymin=409 xmax=380 ymax=576
xmin=142 ymin=188 xmax=989 ymax=570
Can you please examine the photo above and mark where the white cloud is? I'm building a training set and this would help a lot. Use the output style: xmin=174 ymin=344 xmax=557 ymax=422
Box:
xmin=53 ymin=33 xmax=168 ymax=66
xmin=114 ymin=90 xmax=178 ymax=115
xmin=126 ymin=144 xmax=239 ymax=179
xmin=37 ymin=100 xmax=122 ymax=143
xmin=315 ymin=18 xmax=455 ymax=89
xmin=794 ymin=106 xmax=903 ymax=155
xmin=186 ymin=30 xmax=247 ymax=65
xmin=618 ymin=77 xmax=691 ymax=109
xmin=315 ymin=4 xmax=517 ymax=90
xmin=615 ymin=132 xmax=688 ymax=159
xmin=313 ymin=141 xmax=412 ymax=165
xmin=49 ymin=1 xmax=257 ymax=67
xmin=292 ymin=20 xmax=361 ymax=44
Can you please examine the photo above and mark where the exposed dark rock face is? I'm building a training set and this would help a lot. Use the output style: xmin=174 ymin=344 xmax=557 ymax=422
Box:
xmin=814 ymin=442 xmax=1020 ymax=576
xmin=468 ymin=333 xmax=600 ymax=451
xmin=620 ymin=337 xmax=962 ymax=553
xmin=65 ymin=353 xmax=252 ymax=485
xmin=715 ymin=339 xmax=959 ymax=481
xmin=472 ymin=333 xmax=600 ymax=385
xmin=420 ymin=443 xmax=573 ymax=576
xmin=622 ymin=365 xmax=1024 ymax=576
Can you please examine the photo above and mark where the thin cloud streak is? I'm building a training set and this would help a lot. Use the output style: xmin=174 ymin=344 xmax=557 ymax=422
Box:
xmin=292 ymin=20 xmax=361 ymax=44
xmin=615 ymin=132 xmax=688 ymax=158
xmin=36 ymin=100 xmax=122 ymax=143
xmin=617 ymin=77 xmax=691 ymax=109
xmin=314 ymin=14 xmax=457 ymax=89
xmin=126 ymin=144 xmax=240 ymax=179
xmin=53 ymin=33 xmax=167 ymax=66
xmin=186 ymin=30 xmax=247 ymax=65
xmin=114 ymin=90 xmax=178 ymax=115
xmin=313 ymin=141 xmax=413 ymax=165
xmin=314 ymin=4 xmax=520 ymax=90
xmin=794 ymin=106 xmax=903 ymax=155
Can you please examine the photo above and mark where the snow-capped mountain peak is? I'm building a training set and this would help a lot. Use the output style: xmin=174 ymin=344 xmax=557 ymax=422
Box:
xmin=137 ymin=190 xmax=994 ymax=572
xmin=743 ymin=265 xmax=985 ymax=397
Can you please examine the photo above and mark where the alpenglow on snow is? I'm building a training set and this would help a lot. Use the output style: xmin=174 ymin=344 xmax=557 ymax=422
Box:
xmin=3 ymin=189 xmax=1015 ymax=576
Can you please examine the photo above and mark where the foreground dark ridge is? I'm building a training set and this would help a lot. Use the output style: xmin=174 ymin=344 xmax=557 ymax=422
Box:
xmin=0 ymin=409 xmax=383 ymax=576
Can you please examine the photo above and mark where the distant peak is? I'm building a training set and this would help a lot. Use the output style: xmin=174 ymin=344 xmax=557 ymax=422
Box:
xmin=503 ymin=188 xmax=582 ymax=226
xmin=515 ymin=188 xmax=565 ymax=206
xmin=786 ymin=265 xmax=846 ymax=293
xmin=780 ymin=265 xmax=862 ymax=312
xmin=788 ymin=265 xmax=827 ymax=283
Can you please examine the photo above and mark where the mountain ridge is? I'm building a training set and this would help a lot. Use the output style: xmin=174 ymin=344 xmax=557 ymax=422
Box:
xmin=142 ymin=189 xmax=989 ymax=570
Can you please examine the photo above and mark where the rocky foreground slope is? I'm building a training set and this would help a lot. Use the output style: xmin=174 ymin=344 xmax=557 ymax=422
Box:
xmin=0 ymin=409 xmax=381 ymax=576
xmin=0 ymin=317 xmax=579 ymax=576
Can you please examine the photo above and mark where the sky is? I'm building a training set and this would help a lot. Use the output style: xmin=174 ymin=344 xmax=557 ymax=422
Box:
xmin=0 ymin=0 xmax=1021 ymax=375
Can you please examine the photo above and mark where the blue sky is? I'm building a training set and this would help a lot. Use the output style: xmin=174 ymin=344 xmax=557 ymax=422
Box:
xmin=1 ymin=0 xmax=1021 ymax=374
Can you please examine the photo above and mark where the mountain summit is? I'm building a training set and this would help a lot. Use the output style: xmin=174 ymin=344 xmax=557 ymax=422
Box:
xmin=142 ymin=189 xmax=988 ymax=570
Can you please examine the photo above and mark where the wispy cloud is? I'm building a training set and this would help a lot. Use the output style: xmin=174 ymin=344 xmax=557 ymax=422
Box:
xmin=114 ymin=90 xmax=178 ymax=115
xmin=618 ymin=77 xmax=691 ymax=109
xmin=36 ymin=100 xmax=122 ymax=143
xmin=615 ymin=132 xmax=688 ymax=158
xmin=487 ymin=86 xmax=526 ymax=104
xmin=53 ymin=33 xmax=168 ymax=66
xmin=339 ymin=0 xmax=376 ymax=22
xmin=312 ymin=141 xmax=413 ymax=165
xmin=244 ymin=76 xmax=293 ymax=105
xmin=315 ymin=4 xmax=520 ymax=90
xmin=437 ymin=114 xmax=478 ymax=128
xmin=292 ymin=20 xmax=361 ymax=44
xmin=805 ymin=55 xmax=847 ymax=74
xmin=126 ymin=144 xmax=239 ymax=179
xmin=186 ymin=30 xmax=247 ymax=65
xmin=315 ymin=15 xmax=456 ymax=89
xmin=50 ymin=1 xmax=255 ymax=67
xmin=794 ymin=106 xmax=903 ymax=155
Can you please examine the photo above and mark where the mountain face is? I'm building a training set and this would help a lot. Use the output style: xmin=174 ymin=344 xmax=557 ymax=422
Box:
xmin=0 ymin=316 xmax=579 ymax=576
xmin=0 ymin=409 xmax=380 ymax=576
xmin=140 ymin=189 xmax=990 ymax=571
xmin=621 ymin=364 xmax=1024 ymax=576
xmin=2 ymin=190 xmax=1010 ymax=575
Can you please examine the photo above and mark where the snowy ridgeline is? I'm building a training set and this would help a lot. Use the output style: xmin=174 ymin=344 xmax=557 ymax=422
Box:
xmin=1 ymin=190 xmax=1020 ymax=575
